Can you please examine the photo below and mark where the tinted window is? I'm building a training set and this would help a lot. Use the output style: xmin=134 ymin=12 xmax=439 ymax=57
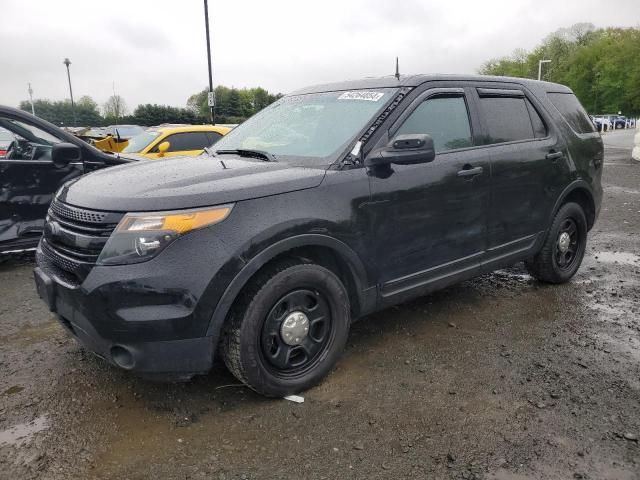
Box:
xmin=206 ymin=131 xmax=223 ymax=146
xmin=480 ymin=96 xmax=534 ymax=144
xmin=548 ymin=92 xmax=596 ymax=134
xmin=163 ymin=132 xmax=211 ymax=152
xmin=395 ymin=96 xmax=472 ymax=152
xmin=526 ymin=99 xmax=547 ymax=138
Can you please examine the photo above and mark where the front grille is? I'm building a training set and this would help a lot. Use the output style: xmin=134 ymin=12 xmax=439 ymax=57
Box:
xmin=50 ymin=200 xmax=108 ymax=224
xmin=40 ymin=199 xmax=123 ymax=282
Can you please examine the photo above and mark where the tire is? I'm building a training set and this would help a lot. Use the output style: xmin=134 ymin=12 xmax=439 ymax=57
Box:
xmin=221 ymin=260 xmax=350 ymax=397
xmin=525 ymin=202 xmax=587 ymax=284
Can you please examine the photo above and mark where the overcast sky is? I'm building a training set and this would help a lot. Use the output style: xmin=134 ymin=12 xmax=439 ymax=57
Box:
xmin=1 ymin=0 xmax=638 ymax=112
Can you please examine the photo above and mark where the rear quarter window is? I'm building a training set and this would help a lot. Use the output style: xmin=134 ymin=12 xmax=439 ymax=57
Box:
xmin=547 ymin=92 xmax=595 ymax=134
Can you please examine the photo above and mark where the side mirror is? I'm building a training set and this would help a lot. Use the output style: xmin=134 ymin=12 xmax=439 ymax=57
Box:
xmin=365 ymin=134 xmax=435 ymax=167
xmin=51 ymin=142 xmax=81 ymax=168
xmin=157 ymin=141 xmax=170 ymax=157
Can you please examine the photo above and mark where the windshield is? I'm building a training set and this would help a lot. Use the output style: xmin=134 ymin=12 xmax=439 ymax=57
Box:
xmin=122 ymin=130 xmax=161 ymax=153
xmin=213 ymin=88 xmax=398 ymax=164
xmin=112 ymin=125 xmax=144 ymax=138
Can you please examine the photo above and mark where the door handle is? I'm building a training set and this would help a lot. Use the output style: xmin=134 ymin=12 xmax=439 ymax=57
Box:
xmin=546 ymin=151 xmax=563 ymax=161
xmin=457 ymin=166 xmax=483 ymax=177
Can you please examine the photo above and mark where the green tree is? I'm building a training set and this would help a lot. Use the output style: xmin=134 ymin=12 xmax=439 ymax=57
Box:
xmin=478 ymin=24 xmax=640 ymax=115
xmin=186 ymin=85 xmax=282 ymax=124
xmin=19 ymin=98 xmax=102 ymax=126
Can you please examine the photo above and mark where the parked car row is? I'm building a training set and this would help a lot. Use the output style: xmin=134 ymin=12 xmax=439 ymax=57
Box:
xmin=590 ymin=114 xmax=636 ymax=132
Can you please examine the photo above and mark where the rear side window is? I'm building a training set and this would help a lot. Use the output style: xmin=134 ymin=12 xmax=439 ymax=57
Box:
xmin=547 ymin=93 xmax=595 ymax=134
xmin=395 ymin=96 xmax=473 ymax=153
xmin=479 ymin=96 xmax=534 ymax=144
xmin=526 ymin=100 xmax=547 ymax=138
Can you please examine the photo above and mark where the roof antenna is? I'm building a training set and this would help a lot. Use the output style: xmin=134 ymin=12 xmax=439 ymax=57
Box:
xmin=395 ymin=57 xmax=400 ymax=80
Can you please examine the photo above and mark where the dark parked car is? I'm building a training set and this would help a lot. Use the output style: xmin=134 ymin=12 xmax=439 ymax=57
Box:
xmin=613 ymin=116 xmax=628 ymax=129
xmin=34 ymin=75 xmax=603 ymax=397
xmin=0 ymin=106 xmax=131 ymax=255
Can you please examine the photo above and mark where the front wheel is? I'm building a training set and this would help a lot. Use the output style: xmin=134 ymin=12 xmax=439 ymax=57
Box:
xmin=525 ymin=202 xmax=587 ymax=284
xmin=221 ymin=261 xmax=350 ymax=397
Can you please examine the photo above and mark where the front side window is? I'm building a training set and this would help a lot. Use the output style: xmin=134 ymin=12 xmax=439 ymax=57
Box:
xmin=395 ymin=96 xmax=473 ymax=153
xmin=162 ymin=132 xmax=211 ymax=152
xmin=480 ymin=96 xmax=535 ymax=144
xmin=213 ymin=88 xmax=399 ymax=164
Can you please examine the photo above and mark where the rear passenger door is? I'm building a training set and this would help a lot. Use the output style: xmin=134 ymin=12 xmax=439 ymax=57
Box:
xmin=472 ymin=86 xmax=566 ymax=262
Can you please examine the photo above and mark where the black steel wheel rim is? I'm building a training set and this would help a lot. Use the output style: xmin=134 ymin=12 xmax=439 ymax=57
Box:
xmin=260 ymin=289 xmax=333 ymax=377
xmin=554 ymin=217 xmax=580 ymax=270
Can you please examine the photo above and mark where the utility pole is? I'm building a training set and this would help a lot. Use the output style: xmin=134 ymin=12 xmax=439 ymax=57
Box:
xmin=538 ymin=59 xmax=551 ymax=81
xmin=63 ymin=58 xmax=77 ymax=126
xmin=28 ymin=83 xmax=35 ymax=116
xmin=203 ymin=0 xmax=215 ymax=124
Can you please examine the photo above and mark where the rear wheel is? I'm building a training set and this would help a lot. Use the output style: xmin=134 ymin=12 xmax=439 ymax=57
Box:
xmin=525 ymin=202 xmax=587 ymax=284
xmin=221 ymin=260 xmax=350 ymax=397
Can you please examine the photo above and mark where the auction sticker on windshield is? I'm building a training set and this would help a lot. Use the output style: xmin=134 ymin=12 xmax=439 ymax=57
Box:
xmin=338 ymin=91 xmax=385 ymax=101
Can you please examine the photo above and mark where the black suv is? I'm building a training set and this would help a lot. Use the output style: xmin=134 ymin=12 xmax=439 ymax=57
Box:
xmin=34 ymin=75 xmax=603 ymax=397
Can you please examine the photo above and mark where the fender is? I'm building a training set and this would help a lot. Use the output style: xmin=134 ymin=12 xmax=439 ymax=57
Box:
xmin=205 ymin=234 xmax=373 ymax=339
xmin=548 ymin=179 xmax=596 ymax=228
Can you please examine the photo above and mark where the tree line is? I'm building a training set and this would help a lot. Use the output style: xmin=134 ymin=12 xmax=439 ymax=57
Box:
xmin=479 ymin=24 xmax=640 ymax=116
xmin=18 ymin=85 xmax=283 ymax=127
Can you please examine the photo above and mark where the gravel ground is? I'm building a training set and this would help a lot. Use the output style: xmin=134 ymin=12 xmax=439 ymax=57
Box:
xmin=1 ymin=129 xmax=639 ymax=480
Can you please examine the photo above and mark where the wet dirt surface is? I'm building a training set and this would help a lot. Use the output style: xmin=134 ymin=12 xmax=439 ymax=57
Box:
xmin=1 ymin=130 xmax=639 ymax=479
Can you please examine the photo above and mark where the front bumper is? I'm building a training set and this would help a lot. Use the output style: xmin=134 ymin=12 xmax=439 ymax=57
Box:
xmin=35 ymin=265 xmax=213 ymax=380
xmin=34 ymin=227 xmax=242 ymax=380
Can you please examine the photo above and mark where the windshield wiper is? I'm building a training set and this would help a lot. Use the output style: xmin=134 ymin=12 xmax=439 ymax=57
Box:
xmin=215 ymin=149 xmax=276 ymax=162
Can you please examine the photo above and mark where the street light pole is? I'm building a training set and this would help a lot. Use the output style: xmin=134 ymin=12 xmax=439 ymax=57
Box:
xmin=203 ymin=0 xmax=215 ymax=124
xmin=63 ymin=58 xmax=77 ymax=127
xmin=538 ymin=59 xmax=551 ymax=81
xmin=28 ymin=83 xmax=35 ymax=116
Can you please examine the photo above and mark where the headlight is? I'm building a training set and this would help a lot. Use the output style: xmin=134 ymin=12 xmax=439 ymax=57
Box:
xmin=97 ymin=205 xmax=233 ymax=265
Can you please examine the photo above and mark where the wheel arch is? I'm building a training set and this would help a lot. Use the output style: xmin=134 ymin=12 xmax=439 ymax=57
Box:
xmin=551 ymin=181 xmax=597 ymax=231
xmin=205 ymin=234 xmax=373 ymax=339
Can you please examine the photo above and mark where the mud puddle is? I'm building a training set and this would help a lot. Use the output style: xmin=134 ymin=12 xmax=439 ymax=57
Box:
xmin=0 ymin=416 xmax=49 ymax=447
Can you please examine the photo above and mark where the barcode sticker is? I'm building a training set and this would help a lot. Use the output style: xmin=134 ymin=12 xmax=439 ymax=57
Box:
xmin=338 ymin=91 xmax=385 ymax=101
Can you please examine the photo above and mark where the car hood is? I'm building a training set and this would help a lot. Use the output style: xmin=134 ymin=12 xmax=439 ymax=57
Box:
xmin=58 ymin=155 xmax=327 ymax=212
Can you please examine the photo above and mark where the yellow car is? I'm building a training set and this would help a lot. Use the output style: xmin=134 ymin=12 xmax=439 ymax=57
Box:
xmin=121 ymin=125 xmax=231 ymax=159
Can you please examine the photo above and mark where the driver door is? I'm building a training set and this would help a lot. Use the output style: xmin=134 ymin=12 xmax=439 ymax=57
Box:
xmin=0 ymin=116 xmax=83 ymax=251
xmin=366 ymin=88 xmax=491 ymax=303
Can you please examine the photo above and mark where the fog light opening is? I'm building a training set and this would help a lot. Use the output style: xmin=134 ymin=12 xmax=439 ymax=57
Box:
xmin=110 ymin=345 xmax=135 ymax=370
